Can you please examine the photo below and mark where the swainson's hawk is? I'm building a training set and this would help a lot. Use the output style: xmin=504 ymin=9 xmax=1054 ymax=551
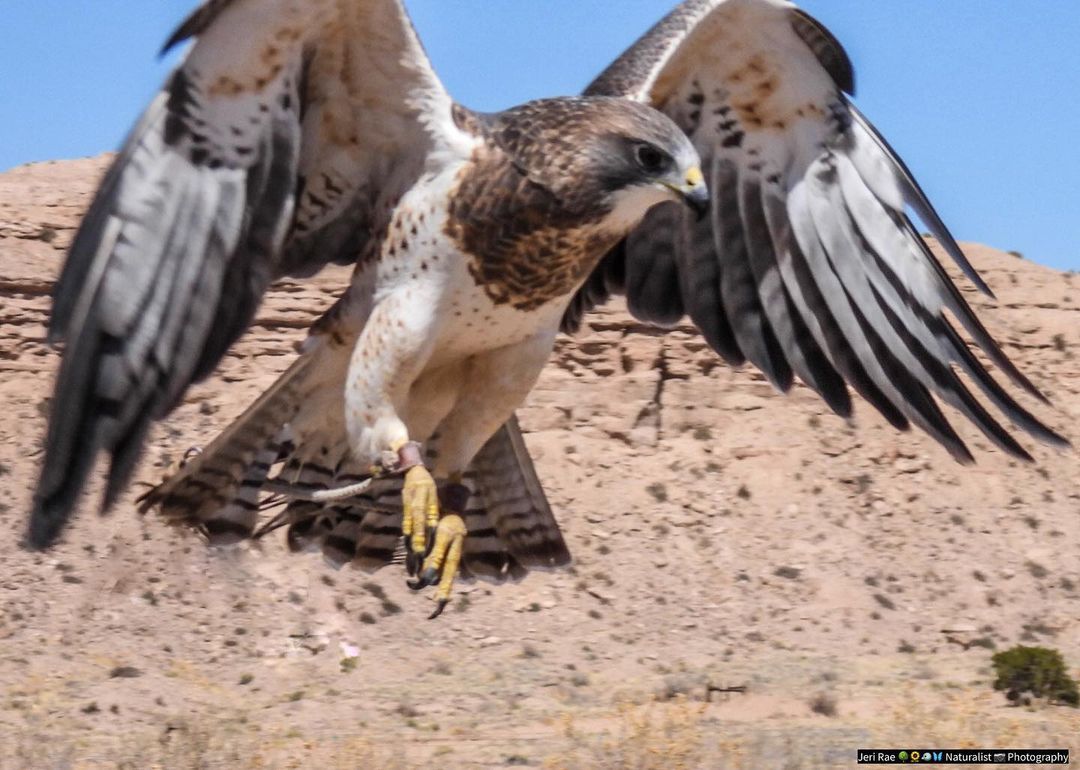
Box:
xmin=28 ymin=0 xmax=1068 ymax=617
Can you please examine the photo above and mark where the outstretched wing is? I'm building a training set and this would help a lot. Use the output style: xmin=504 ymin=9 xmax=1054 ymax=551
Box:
xmin=30 ymin=0 xmax=463 ymax=548
xmin=566 ymin=0 xmax=1068 ymax=461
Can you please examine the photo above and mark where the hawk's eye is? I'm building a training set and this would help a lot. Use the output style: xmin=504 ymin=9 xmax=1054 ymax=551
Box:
xmin=634 ymin=143 xmax=670 ymax=174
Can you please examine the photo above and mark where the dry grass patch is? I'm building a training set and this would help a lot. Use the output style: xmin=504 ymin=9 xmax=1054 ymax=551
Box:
xmin=543 ymin=700 xmax=711 ymax=770
xmin=871 ymin=684 xmax=1080 ymax=748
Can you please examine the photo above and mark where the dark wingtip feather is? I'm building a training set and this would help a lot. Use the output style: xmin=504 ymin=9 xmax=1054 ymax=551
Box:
xmin=1047 ymin=429 xmax=1072 ymax=451
xmin=1012 ymin=366 xmax=1053 ymax=406
xmin=821 ymin=382 xmax=853 ymax=419
xmin=922 ymin=223 xmax=996 ymax=299
xmin=940 ymin=322 xmax=1068 ymax=449
xmin=160 ymin=0 xmax=231 ymax=57
xmin=158 ymin=8 xmax=205 ymax=55
xmin=914 ymin=229 xmax=1053 ymax=406
xmin=791 ymin=9 xmax=856 ymax=96
xmin=101 ymin=405 xmax=157 ymax=512
xmin=27 ymin=446 xmax=95 ymax=548
xmin=848 ymin=104 xmax=995 ymax=298
xmin=1013 ymin=446 xmax=1036 ymax=464
xmin=160 ymin=25 xmax=194 ymax=58
xmin=25 ymin=500 xmax=67 ymax=551
xmin=952 ymin=447 xmax=977 ymax=466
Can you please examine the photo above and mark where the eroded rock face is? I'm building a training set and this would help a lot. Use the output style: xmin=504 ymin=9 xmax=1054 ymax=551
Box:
xmin=1 ymin=157 xmax=1077 ymax=764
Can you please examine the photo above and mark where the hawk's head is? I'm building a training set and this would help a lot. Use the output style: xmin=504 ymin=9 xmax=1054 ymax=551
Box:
xmin=485 ymin=96 xmax=706 ymax=230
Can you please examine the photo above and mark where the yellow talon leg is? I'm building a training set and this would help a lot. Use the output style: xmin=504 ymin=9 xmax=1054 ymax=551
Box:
xmin=405 ymin=466 xmax=437 ymax=546
xmin=405 ymin=478 xmax=469 ymax=618
xmin=396 ymin=441 xmax=438 ymax=576
xmin=408 ymin=513 xmax=466 ymax=619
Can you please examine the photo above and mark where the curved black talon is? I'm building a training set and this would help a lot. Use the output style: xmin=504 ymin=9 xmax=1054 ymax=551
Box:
xmin=428 ymin=599 xmax=449 ymax=620
xmin=407 ymin=566 xmax=439 ymax=591
xmin=180 ymin=446 xmax=203 ymax=467
xmin=405 ymin=544 xmax=422 ymax=577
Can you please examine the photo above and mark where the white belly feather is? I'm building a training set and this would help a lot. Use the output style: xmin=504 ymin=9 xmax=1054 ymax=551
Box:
xmin=341 ymin=160 xmax=569 ymax=465
xmin=372 ymin=162 xmax=569 ymax=365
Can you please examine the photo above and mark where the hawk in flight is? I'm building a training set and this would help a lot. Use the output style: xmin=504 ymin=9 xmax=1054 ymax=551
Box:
xmin=28 ymin=0 xmax=1067 ymax=617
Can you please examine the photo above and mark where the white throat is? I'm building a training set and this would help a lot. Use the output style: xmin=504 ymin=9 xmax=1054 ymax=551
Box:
xmin=604 ymin=184 xmax=678 ymax=235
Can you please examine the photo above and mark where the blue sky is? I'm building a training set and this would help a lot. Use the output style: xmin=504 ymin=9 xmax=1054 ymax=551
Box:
xmin=1 ymin=1 xmax=1077 ymax=270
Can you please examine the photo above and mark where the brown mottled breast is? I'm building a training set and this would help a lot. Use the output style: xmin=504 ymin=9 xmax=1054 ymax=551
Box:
xmin=444 ymin=106 xmax=620 ymax=312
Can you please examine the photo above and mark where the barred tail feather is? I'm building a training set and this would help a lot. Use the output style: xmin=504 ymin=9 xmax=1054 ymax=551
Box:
xmin=138 ymin=339 xmax=340 ymax=532
xmin=467 ymin=415 xmax=571 ymax=571
xmin=458 ymin=491 xmax=528 ymax=584
xmin=142 ymin=373 xmax=572 ymax=580
xmin=199 ymin=440 xmax=282 ymax=545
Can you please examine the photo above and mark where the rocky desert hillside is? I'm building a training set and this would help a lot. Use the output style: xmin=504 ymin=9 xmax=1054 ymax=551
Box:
xmin=1 ymin=158 xmax=1078 ymax=768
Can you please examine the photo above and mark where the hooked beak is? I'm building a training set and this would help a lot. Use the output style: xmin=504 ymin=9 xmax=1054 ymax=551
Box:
xmin=665 ymin=166 xmax=709 ymax=218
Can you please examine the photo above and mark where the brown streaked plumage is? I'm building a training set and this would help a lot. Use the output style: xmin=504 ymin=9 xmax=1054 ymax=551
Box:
xmin=446 ymin=98 xmax=705 ymax=310
xmin=29 ymin=1 xmax=1067 ymax=619
xmin=444 ymin=138 xmax=609 ymax=312
xmin=30 ymin=0 xmax=704 ymax=604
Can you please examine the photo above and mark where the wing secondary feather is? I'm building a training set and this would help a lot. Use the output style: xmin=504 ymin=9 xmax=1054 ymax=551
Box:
xmin=30 ymin=0 xmax=463 ymax=548
xmin=567 ymin=0 xmax=1068 ymax=460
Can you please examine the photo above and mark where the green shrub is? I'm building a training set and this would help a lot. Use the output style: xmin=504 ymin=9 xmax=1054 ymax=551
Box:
xmin=991 ymin=645 xmax=1079 ymax=707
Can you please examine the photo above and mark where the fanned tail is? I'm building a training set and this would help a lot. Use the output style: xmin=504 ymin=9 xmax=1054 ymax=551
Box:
xmin=140 ymin=355 xmax=572 ymax=579
xmin=138 ymin=336 xmax=349 ymax=535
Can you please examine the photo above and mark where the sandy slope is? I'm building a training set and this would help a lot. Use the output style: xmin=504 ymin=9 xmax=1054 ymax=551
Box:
xmin=1 ymin=157 xmax=1078 ymax=768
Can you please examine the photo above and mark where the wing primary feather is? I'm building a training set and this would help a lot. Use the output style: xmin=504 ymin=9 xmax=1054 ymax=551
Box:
xmin=673 ymin=200 xmax=745 ymax=366
xmin=895 ymin=212 xmax=1050 ymax=404
xmin=193 ymin=113 xmax=300 ymax=382
xmin=107 ymin=191 xmax=229 ymax=505
xmin=849 ymin=299 xmax=975 ymax=463
xmin=838 ymin=167 xmax=1063 ymax=452
xmin=791 ymin=177 xmax=973 ymax=456
xmin=869 ymin=283 xmax=1034 ymax=461
xmin=50 ymin=93 xmax=171 ymax=342
xmin=766 ymin=192 xmax=907 ymax=430
xmin=711 ymin=158 xmax=792 ymax=390
xmin=847 ymin=103 xmax=993 ymax=298
xmin=33 ymin=160 xmax=220 ymax=544
xmin=601 ymin=240 xmax=628 ymax=296
xmin=831 ymin=150 xmax=1018 ymax=443
xmin=941 ymin=321 xmax=1070 ymax=449
xmin=747 ymin=180 xmax=851 ymax=416
xmin=804 ymin=157 xmax=983 ymax=460
xmin=27 ymin=342 xmax=104 ymax=549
